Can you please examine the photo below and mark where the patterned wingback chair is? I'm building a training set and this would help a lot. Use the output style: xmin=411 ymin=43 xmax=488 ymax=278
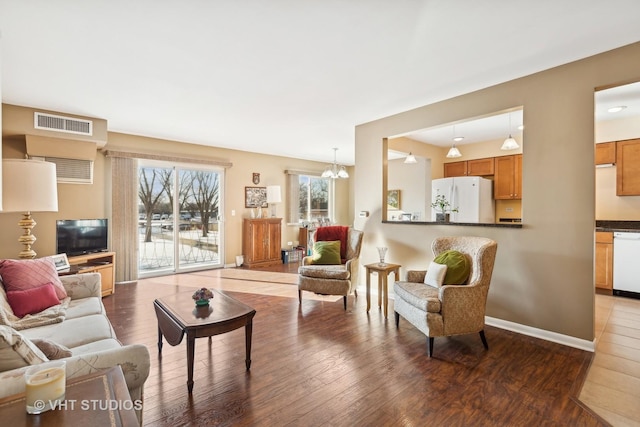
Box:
xmin=393 ymin=236 xmax=497 ymax=356
xmin=298 ymin=226 xmax=364 ymax=310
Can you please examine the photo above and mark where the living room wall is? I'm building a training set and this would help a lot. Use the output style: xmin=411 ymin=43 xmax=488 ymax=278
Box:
xmin=0 ymin=126 xmax=352 ymax=269
xmin=354 ymin=41 xmax=640 ymax=344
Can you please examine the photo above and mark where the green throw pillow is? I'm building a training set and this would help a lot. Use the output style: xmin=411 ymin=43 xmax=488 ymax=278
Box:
xmin=433 ymin=250 xmax=470 ymax=285
xmin=310 ymin=241 xmax=342 ymax=265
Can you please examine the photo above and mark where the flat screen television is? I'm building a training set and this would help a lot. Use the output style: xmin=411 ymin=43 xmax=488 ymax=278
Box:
xmin=56 ymin=219 xmax=108 ymax=256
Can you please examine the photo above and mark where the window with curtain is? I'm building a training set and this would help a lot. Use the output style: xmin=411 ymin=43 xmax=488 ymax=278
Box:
xmin=286 ymin=171 xmax=333 ymax=225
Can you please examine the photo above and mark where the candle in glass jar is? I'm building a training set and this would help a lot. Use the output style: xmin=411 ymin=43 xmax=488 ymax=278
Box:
xmin=25 ymin=361 xmax=66 ymax=414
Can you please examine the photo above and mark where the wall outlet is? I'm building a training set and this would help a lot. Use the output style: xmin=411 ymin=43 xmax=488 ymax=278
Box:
xmin=287 ymin=241 xmax=293 ymax=246
xmin=505 ymin=207 xmax=514 ymax=212
xmin=231 ymin=210 xmax=236 ymax=216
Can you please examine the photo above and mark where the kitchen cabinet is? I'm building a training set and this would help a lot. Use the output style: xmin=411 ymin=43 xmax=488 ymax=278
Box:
xmin=494 ymin=154 xmax=522 ymax=200
xmin=242 ymin=218 xmax=282 ymax=268
xmin=616 ymin=139 xmax=640 ymax=195
xmin=443 ymin=158 xmax=494 ymax=177
xmin=595 ymin=142 xmax=616 ymax=165
xmin=468 ymin=157 xmax=495 ymax=176
xmin=595 ymin=232 xmax=613 ymax=291
xmin=443 ymin=161 xmax=467 ymax=177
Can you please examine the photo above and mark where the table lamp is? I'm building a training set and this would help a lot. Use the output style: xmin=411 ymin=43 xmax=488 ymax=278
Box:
xmin=2 ymin=159 xmax=59 ymax=259
xmin=266 ymin=185 xmax=281 ymax=217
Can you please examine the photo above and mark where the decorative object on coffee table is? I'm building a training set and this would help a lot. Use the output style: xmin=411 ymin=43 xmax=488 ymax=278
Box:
xmin=192 ymin=287 xmax=214 ymax=306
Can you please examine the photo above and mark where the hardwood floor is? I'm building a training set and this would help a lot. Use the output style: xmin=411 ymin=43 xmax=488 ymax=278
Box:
xmin=103 ymin=265 xmax=608 ymax=426
xmin=580 ymin=293 xmax=640 ymax=426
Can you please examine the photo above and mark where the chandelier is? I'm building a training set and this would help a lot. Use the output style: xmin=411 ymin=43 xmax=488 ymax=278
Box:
xmin=321 ymin=147 xmax=349 ymax=179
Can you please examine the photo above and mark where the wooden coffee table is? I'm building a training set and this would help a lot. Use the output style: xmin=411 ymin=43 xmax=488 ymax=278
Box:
xmin=153 ymin=289 xmax=256 ymax=393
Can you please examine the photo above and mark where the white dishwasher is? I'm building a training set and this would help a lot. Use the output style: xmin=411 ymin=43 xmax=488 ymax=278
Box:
xmin=613 ymin=232 xmax=640 ymax=298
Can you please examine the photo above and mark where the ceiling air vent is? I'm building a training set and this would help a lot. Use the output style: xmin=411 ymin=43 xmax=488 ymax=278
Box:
xmin=33 ymin=156 xmax=94 ymax=184
xmin=34 ymin=112 xmax=93 ymax=136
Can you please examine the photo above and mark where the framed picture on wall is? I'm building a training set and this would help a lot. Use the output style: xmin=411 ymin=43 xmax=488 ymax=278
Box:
xmin=387 ymin=189 xmax=401 ymax=210
xmin=245 ymin=186 xmax=268 ymax=208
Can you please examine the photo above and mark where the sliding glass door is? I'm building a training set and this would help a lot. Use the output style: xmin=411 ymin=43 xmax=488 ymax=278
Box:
xmin=138 ymin=161 xmax=224 ymax=276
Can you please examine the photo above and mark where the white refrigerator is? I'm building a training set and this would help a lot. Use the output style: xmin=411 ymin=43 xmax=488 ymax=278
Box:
xmin=431 ymin=177 xmax=495 ymax=223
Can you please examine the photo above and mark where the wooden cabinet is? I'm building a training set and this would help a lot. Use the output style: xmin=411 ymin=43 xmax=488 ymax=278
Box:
xmin=64 ymin=252 xmax=116 ymax=297
xmin=494 ymin=154 xmax=522 ymax=200
xmin=595 ymin=142 xmax=616 ymax=165
xmin=616 ymin=139 xmax=640 ymax=195
xmin=467 ymin=157 xmax=495 ymax=176
xmin=595 ymin=232 xmax=613 ymax=291
xmin=444 ymin=158 xmax=494 ymax=177
xmin=242 ymin=218 xmax=282 ymax=268
xmin=443 ymin=161 xmax=467 ymax=177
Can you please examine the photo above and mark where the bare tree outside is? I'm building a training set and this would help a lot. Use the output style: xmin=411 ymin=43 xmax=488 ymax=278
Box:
xmin=188 ymin=171 xmax=219 ymax=238
xmin=138 ymin=164 xmax=222 ymax=274
xmin=310 ymin=178 xmax=328 ymax=216
xmin=298 ymin=178 xmax=309 ymax=221
xmin=297 ymin=175 xmax=329 ymax=222
xmin=139 ymin=168 xmax=169 ymax=242
xmin=178 ymin=173 xmax=194 ymax=216
xmin=158 ymin=169 xmax=174 ymax=213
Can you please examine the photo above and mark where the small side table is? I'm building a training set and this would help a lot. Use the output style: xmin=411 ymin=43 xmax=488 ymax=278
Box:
xmin=364 ymin=262 xmax=401 ymax=318
xmin=0 ymin=365 xmax=138 ymax=426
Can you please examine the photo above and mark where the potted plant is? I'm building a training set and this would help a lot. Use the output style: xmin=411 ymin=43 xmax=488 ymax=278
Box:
xmin=431 ymin=194 xmax=458 ymax=222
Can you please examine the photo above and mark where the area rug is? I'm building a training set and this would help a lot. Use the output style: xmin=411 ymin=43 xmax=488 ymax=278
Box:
xmin=216 ymin=268 xmax=299 ymax=285
xmin=184 ymin=268 xmax=342 ymax=303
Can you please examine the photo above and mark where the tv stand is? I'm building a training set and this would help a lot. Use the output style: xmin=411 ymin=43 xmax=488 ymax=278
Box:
xmin=59 ymin=252 xmax=116 ymax=297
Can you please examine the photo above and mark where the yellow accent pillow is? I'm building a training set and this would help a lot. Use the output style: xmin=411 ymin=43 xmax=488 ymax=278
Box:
xmin=310 ymin=241 xmax=342 ymax=265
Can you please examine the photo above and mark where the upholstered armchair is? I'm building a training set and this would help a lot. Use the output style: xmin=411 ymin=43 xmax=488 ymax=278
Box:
xmin=298 ymin=226 xmax=364 ymax=310
xmin=394 ymin=236 xmax=497 ymax=357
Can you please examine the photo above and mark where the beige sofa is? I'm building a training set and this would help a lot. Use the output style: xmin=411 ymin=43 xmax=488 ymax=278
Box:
xmin=0 ymin=273 xmax=150 ymax=423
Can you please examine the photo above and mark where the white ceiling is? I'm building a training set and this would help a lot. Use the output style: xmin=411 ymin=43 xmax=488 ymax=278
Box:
xmin=1 ymin=1 xmax=640 ymax=165
xmin=401 ymin=81 xmax=640 ymax=147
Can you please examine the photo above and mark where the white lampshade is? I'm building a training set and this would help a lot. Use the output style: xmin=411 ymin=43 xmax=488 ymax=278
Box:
xmin=501 ymin=136 xmax=520 ymax=150
xmin=446 ymin=145 xmax=462 ymax=158
xmin=266 ymin=185 xmax=282 ymax=203
xmin=266 ymin=185 xmax=281 ymax=218
xmin=404 ymin=153 xmax=417 ymax=164
xmin=2 ymin=159 xmax=59 ymax=259
xmin=2 ymin=159 xmax=58 ymax=212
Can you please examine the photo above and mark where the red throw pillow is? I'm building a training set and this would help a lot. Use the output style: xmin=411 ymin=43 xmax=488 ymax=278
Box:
xmin=0 ymin=258 xmax=67 ymax=300
xmin=6 ymin=283 xmax=61 ymax=318
xmin=315 ymin=226 xmax=349 ymax=261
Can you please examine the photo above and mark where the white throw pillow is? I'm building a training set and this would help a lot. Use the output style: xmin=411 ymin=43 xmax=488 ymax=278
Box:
xmin=423 ymin=261 xmax=448 ymax=288
xmin=0 ymin=325 xmax=49 ymax=372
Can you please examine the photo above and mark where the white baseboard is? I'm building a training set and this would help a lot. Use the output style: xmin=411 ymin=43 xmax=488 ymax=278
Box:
xmin=485 ymin=316 xmax=595 ymax=352
xmin=224 ymin=263 xmax=240 ymax=268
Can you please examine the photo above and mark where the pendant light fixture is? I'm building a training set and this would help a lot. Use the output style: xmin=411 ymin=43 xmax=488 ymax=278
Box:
xmin=404 ymin=152 xmax=417 ymax=164
xmin=501 ymin=112 xmax=520 ymax=150
xmin=446 ymin=125 xmax=462 ymax=158
xmin=321 ymin=147 xmax=349 ymax=179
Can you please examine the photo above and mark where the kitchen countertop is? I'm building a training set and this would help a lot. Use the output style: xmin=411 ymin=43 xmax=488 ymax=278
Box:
xmin=596 ymin=220 xmax=640 ymax=233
